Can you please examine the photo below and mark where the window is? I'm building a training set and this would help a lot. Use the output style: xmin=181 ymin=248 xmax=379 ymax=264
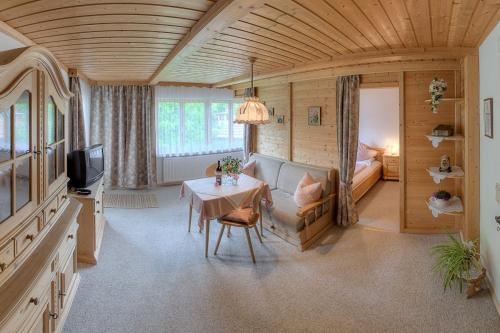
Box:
xmin=156 ymin=99 xmax=243 ymax=156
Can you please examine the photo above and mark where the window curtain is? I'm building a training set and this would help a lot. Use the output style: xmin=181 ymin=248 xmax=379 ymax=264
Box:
xmin=69 ymin=76 xmax=86 ymax=150
xmin=336 ymin=75 xmax=360 ymax=226
xmin=90 ymin=85 xmax=156 ymax=188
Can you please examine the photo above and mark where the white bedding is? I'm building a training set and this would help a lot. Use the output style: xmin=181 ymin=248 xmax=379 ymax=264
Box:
xmin=353 ymin=160 xmax=382 ymax=186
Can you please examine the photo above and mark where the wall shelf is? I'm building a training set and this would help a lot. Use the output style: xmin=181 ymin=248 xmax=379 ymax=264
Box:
xmin=426 ymin=135 xmax=464 ymax=148
xmin=426 ymin=196 xmax=464 ymax=218
xmin=424 ymin=97 xmax=464 ymax=103
xmin=426 ymin=166 xmax=464 ymax=184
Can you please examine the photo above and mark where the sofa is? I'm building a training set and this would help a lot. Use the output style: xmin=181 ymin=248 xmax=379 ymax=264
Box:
xmin=248 ymin=153 xmax=336 ymax=251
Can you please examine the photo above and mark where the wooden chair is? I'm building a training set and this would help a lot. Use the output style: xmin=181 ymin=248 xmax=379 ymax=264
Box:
xmin=205 ymin=162 xmax=217 ymax=177
xmin=214 ymin=186 xmax=264 ymax=263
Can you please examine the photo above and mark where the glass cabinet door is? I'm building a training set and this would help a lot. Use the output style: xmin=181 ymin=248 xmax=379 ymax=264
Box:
xmin=0 ymin=90 xmax=36 ymax=224
xmin=45 ymin=96 xmax=66 ymax=196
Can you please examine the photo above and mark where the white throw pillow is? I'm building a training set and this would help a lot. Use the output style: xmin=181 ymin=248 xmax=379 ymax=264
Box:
xmin=241 ymin=160 xmax=256 ymax=177
xmin=357 ymin=143 xmax=377 ymax=161
xmin=293 ymin=173 xmax=322 ymax=208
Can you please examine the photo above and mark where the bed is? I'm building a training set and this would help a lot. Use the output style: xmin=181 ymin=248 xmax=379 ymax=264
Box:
xmin=352 ymin=147 xmax=384 ymax=203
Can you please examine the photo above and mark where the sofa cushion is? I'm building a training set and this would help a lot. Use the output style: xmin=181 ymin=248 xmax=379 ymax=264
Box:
xmin=277 ymin=162 xmax=331 ymax=196
xmin=241 ymin=160 xmax=256 ymax=177
xmin=248 ymin=153 xmax=284 ymax=190
xmin=269 ymin=189 xmax=305 ymax=232
xmin=294 ymin=173 xmax=322 ymax=207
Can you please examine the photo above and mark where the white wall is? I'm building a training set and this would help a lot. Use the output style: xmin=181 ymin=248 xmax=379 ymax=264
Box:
xmin=0 ymin=31 xmax=24 ymax=52
xmin=479 ymin=22 xmax=500 ymax=309
xmin=359 ymin=88 xmax=399 ymax=153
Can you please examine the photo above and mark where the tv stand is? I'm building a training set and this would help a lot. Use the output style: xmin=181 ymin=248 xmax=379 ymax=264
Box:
xmin=69 ymin=178 xmax=105 ymax=264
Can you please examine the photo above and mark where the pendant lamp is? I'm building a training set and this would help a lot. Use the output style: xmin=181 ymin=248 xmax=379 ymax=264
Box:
xmin=234 ymin=58 xmax=270 ymax=124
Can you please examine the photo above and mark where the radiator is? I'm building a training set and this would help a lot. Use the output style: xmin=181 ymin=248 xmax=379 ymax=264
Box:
xmin=157 ymin=151 xmax=244 ymax=184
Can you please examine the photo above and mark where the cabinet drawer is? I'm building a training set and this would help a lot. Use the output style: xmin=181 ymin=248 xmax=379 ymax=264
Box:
xmin=2 ymin=267 xmax=51 ymax=333
xmin=44 ymin=197 xmax=59 ymax=227
xmin=57 ymin=187 xmax=68 ymax=209
xmin=387 ymin=165 xmax=399 ymax=173
xmin=0 ymin=240 xmax=15 ymax=273
xmin=59 ymin=221 xmax=78 ymax=266
xmin=15 ymin=217 xmax=39 ymax=256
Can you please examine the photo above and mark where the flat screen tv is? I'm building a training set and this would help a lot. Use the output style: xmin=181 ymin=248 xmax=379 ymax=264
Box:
xmin=67 ymin=144 xmax=104 ymax=188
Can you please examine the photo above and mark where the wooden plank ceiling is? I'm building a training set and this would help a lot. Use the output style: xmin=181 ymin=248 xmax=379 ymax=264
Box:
xmin=0 ymin=0 xmax=498 ymax=84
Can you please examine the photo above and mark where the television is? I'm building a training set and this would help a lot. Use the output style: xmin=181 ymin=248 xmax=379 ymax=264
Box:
xmin=67 ymin=144 xmax=104 ymax=188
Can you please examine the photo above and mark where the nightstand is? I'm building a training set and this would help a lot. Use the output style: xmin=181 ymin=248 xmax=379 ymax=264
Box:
xmin=383 ymin=154 xmax=399 ymax=180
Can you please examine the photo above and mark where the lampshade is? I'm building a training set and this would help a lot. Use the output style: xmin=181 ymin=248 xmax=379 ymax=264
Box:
xmin=235 ymin=96 xmax=270 ymax=124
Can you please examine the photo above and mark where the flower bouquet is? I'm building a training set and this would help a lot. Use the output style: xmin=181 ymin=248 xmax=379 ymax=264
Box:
xmin=429 ymin=77 xmax=447 ymax=113
xmin=221 ymin=156 xmax=242 ymax=185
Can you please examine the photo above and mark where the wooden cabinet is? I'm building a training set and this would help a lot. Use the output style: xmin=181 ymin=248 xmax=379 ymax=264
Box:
xmin=383 ymin=154 xmax=400 ymax=180
xmin=0 ymin=47 xmax=81 ymax=333
xmin=69 ymin=178 xmax=105 ymax=264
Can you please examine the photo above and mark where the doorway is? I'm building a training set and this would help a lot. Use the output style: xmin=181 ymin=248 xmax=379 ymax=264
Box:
xmin=356 ymin=87 xmax=400 ymax=232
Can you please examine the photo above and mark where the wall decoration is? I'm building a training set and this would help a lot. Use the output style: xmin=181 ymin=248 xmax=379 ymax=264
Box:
xmin=276 ymin=115 xmax=284 ymax=124
xmin=484 ymin=98 xmax=493 ymax=138
xmin=268 ymin=107 xmax=275 ymax=116
xmin=308 ymin=106 xmax=321 ymax=126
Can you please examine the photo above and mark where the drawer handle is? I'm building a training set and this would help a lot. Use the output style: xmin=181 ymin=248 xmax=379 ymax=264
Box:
xmin=49 ymin=312 xmax=59 ymax=319
xmin=96 ymin=200 xmax=100 ymax=204
xmin=26 ymin=234 xmax=34 ymax=241
xmin=50 ymin=208 xmax=57 ymax=214
xmin=29 ymin=297 xmax=39 ymax=306
xmin=0 ymin=263 xmax=6 ymax=272
xmin=96 ymin=210 xmax=100 ymax=214
xmin=59 ymin=291 xmax=66 ymax=297
xmin=68 ymin=234 xmax=74 ymax=239
xmin=62 ymin=195 xmax=68 ymax=200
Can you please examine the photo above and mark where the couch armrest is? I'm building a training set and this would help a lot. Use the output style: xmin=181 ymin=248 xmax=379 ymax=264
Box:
xmin=296 ymin=194 xmax=335 ymax=218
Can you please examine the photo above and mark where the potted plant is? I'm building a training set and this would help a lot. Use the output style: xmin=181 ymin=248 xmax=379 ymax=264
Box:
xmin=220 ymin=156 xmax=242 ymax=185
xmin=432 ymin=235 xmax=486 ymax=297
xmin=431 ymin=190 xmax=451 ymax=208
xmin=429 ymin=77 xmax=447 ymax=113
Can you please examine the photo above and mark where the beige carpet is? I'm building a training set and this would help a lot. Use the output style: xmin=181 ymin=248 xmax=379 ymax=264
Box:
xmin=103 ymin=192 xmax=159 ymax=208
xmin=357 ymin=180 xmax=400 ymax=232
xmin=64 ymin=185 xmax=500 ymax=333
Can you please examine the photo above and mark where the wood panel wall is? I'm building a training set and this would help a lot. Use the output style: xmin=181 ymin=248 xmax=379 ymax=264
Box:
xmin=292 ymin=79 xmax=337 ymax=168
xmin=403 ymin=70 xmax=460 ymax=233
xmin=256 ymin=84 xmax=291 ymax=160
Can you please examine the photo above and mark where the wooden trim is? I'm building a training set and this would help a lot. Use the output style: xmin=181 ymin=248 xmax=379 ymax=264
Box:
xmin=463 ymin=55 xmax=480 ymax=241
xmin=477 ymin=9 xmax=500 ymax=47
xmin=288 ymin=82 xmax=293 ymax=161
xmin=399 ymin=72 xmax=405 ymax=234
xmin=360 ymin=82 xmax=399 ymax=89
xmin=148 ymin=0 xmax=267 ymax=84
xmin=217 ymin=48 xmax=475 ymax=87
xmin=156 ymin=81 xmax=213 ymax=88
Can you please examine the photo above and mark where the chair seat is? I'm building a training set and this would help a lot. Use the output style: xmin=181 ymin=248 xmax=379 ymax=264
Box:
xmin=221 ymin=208 xmax=258 ymax=225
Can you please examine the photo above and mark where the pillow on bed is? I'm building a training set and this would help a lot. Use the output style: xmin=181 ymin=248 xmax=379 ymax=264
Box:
xmin=357 ymin=143 xmax=378 ymax=161
xmin=294 ymin=173 xmax=322 ymax=208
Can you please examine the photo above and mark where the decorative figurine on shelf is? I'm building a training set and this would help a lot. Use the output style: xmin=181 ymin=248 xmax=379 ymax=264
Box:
xmin=429 ymin=77 xmax=448 ymax=113
xmin=431 ymin=190 xmax=452 ymax=208
xmin=439 ymin=155 xmax=452 ymax=173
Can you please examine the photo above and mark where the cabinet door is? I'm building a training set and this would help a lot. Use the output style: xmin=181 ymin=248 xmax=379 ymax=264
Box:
xmin=26 ymin=303 xmax=49 ymax=333
xmin=0 ymin=86 xmax=39 ymax=232
xmin=59 ymin=248 xmax=77 ymax=310
xmin=48 ymin=273 xmax=60 ymax=332
xmin=45 ymin=95 xmax=66 ymax=198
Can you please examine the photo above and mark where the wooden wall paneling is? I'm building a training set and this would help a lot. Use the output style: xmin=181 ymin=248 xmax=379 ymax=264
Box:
xmin=255 ymin=84 xmax=291 ymax=160
xmin=399 ymin=72 xmax=406 ymax=233
xmin=463 ymin=54 xmax=480 ymax=240
xmin=403 ymin=70 xmax=458 ymax=233
xmin=291 ymin=78 xmax=337 ymax=168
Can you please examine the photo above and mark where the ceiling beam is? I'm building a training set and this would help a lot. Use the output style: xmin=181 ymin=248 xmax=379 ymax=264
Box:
xmin=0 ymin=20 xmax=35 ymax=47
xmin=148 ymin=0 xmax=266 ymax=84
xmin=213 ymin=47 xmax=478 ymax=87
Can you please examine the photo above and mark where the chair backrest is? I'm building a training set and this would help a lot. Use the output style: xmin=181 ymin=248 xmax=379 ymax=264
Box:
xmin=205 ymin=162 xmax=217 ymax=177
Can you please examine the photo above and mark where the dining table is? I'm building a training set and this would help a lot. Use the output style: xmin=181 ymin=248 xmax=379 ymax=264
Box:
xmin=180 ymin=174 xmax=273 ymax=257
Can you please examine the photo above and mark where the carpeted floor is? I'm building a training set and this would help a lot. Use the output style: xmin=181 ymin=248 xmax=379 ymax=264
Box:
xmin=357 ymin=180 xmax=400 ymax=232
xmin=63 ymin=185 xmax=500 ymax=333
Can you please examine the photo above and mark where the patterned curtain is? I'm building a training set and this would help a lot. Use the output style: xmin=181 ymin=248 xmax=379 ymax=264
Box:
xmin=243 ymin=124 xmax=255 ymax=161
xmin=90 ymin=85 xmax=156 ymax=188
xmin=69 ymin=76 xmax=86 ymax=150
xmin=336 ymin=75 xmax=360 ymax=226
